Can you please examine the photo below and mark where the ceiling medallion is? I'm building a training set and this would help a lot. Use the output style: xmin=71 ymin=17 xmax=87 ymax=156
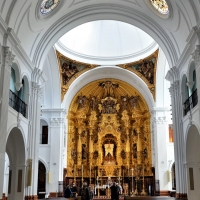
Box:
xmin=150 ymin=0 xmax=169 ymax=14
xmin=40 ymin=0 xmax=60 ymax=15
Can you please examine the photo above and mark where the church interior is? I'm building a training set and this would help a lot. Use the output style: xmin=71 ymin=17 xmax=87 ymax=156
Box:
xmin=0 ymin=1 xmax=200 ymax=200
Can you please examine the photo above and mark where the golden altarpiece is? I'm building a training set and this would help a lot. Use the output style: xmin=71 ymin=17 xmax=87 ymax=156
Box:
xmin=66 ymin=79 xmax=155 ymax=195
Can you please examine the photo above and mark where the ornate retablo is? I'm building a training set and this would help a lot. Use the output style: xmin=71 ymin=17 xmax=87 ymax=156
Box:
xmin=67 ymin=79 xmax=152 ymax=179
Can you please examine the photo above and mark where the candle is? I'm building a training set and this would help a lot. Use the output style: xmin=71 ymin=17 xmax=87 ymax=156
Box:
xmin=90 ymin=165 xmax=91 ymax=183
xmin=128 ymin=165 xmax=129 ymax=177
xmin=82 ymin=165 xmax=83 ymax=183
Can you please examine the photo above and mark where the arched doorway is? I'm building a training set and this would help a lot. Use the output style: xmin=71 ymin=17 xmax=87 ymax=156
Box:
xmin=5 ymin=127 xmax=26 ymax=200
xmin=186 ymin=125 xmax=200 ymax=200
xmin=37 ymin=161 xmax=46 ymax=199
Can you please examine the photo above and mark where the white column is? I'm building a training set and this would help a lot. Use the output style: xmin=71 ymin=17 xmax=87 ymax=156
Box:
xmin=25 ymin=69 xmax=43 ymax=198
xmin=151 ymin=110 xmax=169 ymax=190
xmin=0 ymin=46 xmax=14 ymax=198
xmin=48 ymin=115 xmax=65 ymax=194
xmin=167 ymin=67 xmax=187 ymax=198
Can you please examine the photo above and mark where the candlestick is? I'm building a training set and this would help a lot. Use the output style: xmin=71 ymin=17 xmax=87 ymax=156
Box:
xmin=141 ymin=163 xmax=146 ymax=195
xmin=90 ymin=165 xmax=91 ymax=184
xmin=131 ymin=168 xmax=135 ymax=196
xmin=74 ymin=164 xmax=76 ymax=182
xmin=82 ymin=165 xmax=84 ymax=185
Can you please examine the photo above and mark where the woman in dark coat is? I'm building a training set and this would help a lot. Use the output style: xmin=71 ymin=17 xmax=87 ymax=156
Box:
xmin=64 ymin=185 xmax=72 ymax=198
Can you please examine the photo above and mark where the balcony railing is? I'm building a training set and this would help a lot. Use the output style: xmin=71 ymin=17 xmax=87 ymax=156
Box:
xmin=9 ymin=90 xmax=27 ymax=117
xmin=183 ymin=89 xmax=198 ymax=116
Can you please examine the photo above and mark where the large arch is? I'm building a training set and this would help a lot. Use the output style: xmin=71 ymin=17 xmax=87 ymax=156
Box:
xmin=62 ymin=66 xmax=155 ymax=112
xmin=186 ymin=125 xmax=200 ymax=200
xmin=5 ymin=127 xmax=26 ymax=200
xmin=33 ymin=4 xmax=177 ymax=69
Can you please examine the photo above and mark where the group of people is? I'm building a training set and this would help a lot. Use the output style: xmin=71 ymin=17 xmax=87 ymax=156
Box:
xmin=64 ymin=182 xmax=93 ymax=200
xmin=64 ymin=181 xmax=122 ymax=200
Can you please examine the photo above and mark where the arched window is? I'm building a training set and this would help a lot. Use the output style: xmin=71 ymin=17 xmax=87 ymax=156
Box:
xmin=9 ymin=68 xmax=27 ymax=117
xmin=40 ymin=120 xmax=48 ymax=144
xmin=181 ymin=75 xmax=189 ymax=116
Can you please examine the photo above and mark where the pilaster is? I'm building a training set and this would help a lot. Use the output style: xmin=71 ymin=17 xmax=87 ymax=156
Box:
xmin=151 ymin=111 xmax=169 ymax=189
xmin=167 ymin=66 xmax=187 ymax=198
xmin=25 ymin=68 xmax=43 ymax=199
xmin=0 ymin=46 xmax=14 ymax=196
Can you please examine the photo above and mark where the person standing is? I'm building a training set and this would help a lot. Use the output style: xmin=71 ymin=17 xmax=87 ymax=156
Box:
xmin=79 ymin=182 xmax=90 ymax=200
xmin=71 ymin=182 xmax=78 ymax=198
xmin=64 ymin=185 xmax=72 ymax=199
xmin=88 ymin=186 xmax=94 ymax=200
xmin=110 ymin=182 xmax=120 ymax=200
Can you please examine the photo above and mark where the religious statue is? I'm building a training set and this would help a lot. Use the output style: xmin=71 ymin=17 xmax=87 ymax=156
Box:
xmin=99 ymin=81 xmax=119 ymax=98
xmin=90 ymin=96 xmax=98 ymax=110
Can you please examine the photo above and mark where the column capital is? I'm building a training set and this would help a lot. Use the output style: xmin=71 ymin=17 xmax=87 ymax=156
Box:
xmin=2 ymin=46 xmax=15 ymax=69
xmin=192 ymin=45 xmax=200 ymax=69
xmin=165 ymin=66 xmax=179 ymax=83
xmin=169 ymin=84 xmax=175 ymax=98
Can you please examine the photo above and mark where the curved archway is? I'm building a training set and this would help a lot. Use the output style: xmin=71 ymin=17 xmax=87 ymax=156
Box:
xmin=5 ymin=127 xmax=26 ymax=200
xmin=62 ymin=66 xmax=155 ymax=112
xmin=33 ymin=5 xmax=177 ymax=69
xmin=186 ymin=125 xmax=200 ymax=200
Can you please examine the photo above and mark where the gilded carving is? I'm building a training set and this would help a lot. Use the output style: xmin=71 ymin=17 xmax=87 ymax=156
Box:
xmin=67 ymin=79 xmax=152 ymax=179
xmin=57 ymin=50 xmax=158 ymax=101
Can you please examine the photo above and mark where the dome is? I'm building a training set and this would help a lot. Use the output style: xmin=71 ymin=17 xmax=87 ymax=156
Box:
xmin=55 ymin=20 xmax=158 ymax=65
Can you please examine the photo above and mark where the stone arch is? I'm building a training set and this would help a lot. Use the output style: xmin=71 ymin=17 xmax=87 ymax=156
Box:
xmin=186 ymin=124 xmax=200 ymax=200
xmin=5 ymin=127 xmax=26 ymax=200
xmin=34 ymin=5 xmax=177 ymax=69
xmin=63 ymin=66 xmax=154 ymax=112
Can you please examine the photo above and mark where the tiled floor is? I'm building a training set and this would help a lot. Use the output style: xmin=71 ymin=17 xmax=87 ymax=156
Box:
xmin=42 ymin=197 xmax=175 ymax=200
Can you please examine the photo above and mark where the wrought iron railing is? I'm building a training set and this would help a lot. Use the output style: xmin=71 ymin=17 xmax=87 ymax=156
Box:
xmin=183 ymin=89 xmax=198 ymax=116
xmin=9 ymin=90 xmax=27 ymax=117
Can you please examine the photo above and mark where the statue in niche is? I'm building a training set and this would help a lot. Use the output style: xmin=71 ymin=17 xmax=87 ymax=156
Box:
xmin=143 ymin=148 xmax=148 ymax=159
xmin=103 ymin=140 xmax=116 ymax=165
xmin=129 ymin=96 xmax=139 ymax=108
xmin=133 ymin=143 xmax=137 ymax=159
xmin=71 ymin=149 xmax=77 ymax=160
xmin=77 ymin=95 xmax=88 ymax=109
xmin=82 ymin=144 xmax=87 ymax=159
xmin=102 ymin=98 xmax=116 ymax=114
xmin=121 ymin=96 xmax=128 ymax=110
xmin=90 ymin=96 xmax=98 ymax=110
xmin=99 ymin=81 xmax=119 ymax=98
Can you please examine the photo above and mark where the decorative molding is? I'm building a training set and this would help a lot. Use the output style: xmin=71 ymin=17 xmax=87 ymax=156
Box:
xmin=186 ymin=81 xmax=194 ymax=90
xmin=50 ymin=117 xmax=64 ymax=126
xmin=15 ymin=82 xmax=23 ymax=91
xmin=192 ymin=45 xmax=200 ymax=69
xmin=153 ymin=116 xmax=168 ymax=124
xmin=2 ymin=46 xmax=15 ymax=70
xmin=165 ymin=66 xmax=179 ymax=83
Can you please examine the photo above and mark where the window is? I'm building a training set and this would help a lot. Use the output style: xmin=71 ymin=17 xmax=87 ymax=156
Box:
xmin=150 ymin=0 xmax=169 ymax=14
xmin=169 ymin=124 xmax=174 ymax=143
xmin=40 ymin=0 xmax=60 ymax=15
xmin=40 ymin=126 xmax=48 ymax=144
